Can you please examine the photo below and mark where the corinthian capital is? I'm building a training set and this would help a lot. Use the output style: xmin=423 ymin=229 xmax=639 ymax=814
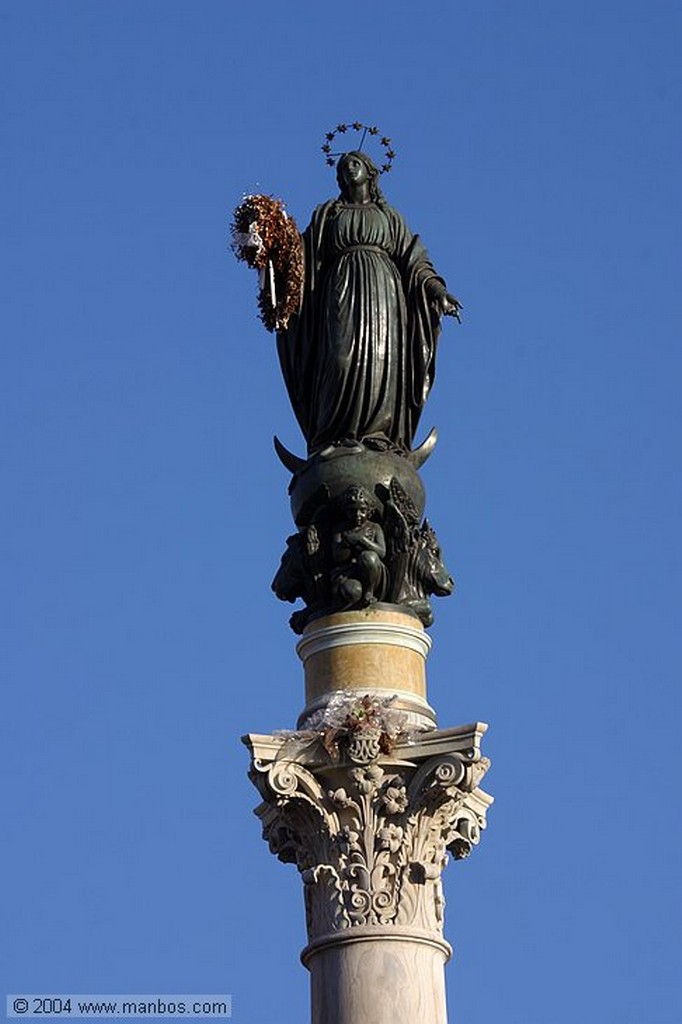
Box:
xmin=244 ymin=721 xmax=492 ymax=945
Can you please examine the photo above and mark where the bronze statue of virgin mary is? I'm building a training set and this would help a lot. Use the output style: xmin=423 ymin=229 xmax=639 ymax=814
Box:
xmin=277 ymin=150 xmax=460 ymax=456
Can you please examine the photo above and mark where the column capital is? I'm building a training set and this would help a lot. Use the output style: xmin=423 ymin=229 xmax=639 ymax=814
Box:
xmin=243 ymin=719 xmax=492 ymax=948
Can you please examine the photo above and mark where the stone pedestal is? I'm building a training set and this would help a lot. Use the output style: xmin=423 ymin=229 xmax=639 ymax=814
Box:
xmin=244 ymin=609 xmax=492 ymax=1024
xmin=297 ymin=608 xmax=436 ymax=730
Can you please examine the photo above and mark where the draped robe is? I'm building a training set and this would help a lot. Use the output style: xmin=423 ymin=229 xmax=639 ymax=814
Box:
xmin=277 ymin=199 xmax=445 ymax=454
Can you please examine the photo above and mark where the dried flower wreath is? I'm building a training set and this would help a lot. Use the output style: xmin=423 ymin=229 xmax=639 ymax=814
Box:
xmin=230 ymin=194 xmax=303 ymax=332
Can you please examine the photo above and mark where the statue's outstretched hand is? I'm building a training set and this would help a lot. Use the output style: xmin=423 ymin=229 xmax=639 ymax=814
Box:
xmin=441 ymin=293 xmax=463 ymax=322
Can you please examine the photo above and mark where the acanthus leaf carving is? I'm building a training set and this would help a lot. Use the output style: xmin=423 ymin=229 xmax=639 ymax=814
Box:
xmin=247 ymin=735 xmax=492 ymax=943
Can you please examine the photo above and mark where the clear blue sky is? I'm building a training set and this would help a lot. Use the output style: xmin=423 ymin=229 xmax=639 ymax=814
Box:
xmin=3 ymin=2 xmax=681 ymax=1022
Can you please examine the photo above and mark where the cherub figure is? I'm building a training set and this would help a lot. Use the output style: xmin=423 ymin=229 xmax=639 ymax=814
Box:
xmin=331 ymin=487 xmax=387 ymax=608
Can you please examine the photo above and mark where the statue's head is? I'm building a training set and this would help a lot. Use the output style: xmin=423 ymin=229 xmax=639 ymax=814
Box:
xmin=341 ymin=484 xmax=372 ymax=524
xmin=336 ymin=151 xmax=382 ymax=202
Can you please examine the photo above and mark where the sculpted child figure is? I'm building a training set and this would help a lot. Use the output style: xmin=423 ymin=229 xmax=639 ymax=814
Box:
xmin=331 ymin=487 xmax=387 ymax=607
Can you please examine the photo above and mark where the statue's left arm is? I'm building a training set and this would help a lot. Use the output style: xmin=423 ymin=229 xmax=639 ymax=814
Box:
xmin=390 ymin=209 xmax=462 ymax=322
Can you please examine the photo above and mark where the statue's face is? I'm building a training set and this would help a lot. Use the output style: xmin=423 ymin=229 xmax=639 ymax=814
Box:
xmin=349 ymin=503 xmax=369 ymax=526
xmin=339 ymin=154 xmax=369 ymax=190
